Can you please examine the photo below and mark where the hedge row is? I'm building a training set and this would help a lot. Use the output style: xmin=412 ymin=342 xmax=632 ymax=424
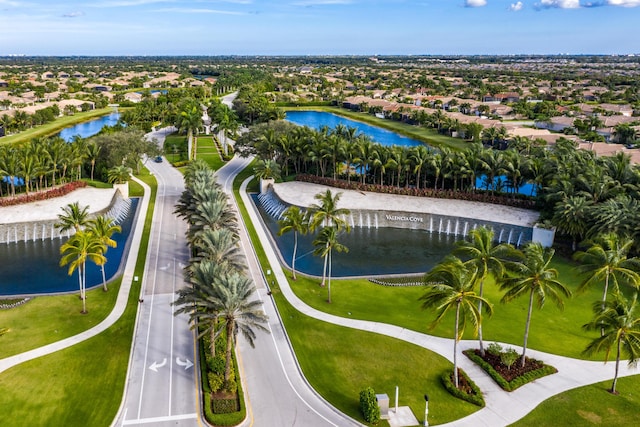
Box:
xmin=0 ymin=181 xmax=87 ymax=207
xmin=440 ymin=369 xmax=485 ymax=407
xmin=463 ymin=349 xmax=557 ymax=392
xmin=295 ymin=174 xmax=537 ymax=210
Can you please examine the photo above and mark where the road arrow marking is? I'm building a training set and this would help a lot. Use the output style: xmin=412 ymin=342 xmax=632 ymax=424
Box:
xmin=176 ymin=357 xmax=194 ymax=370
xmin=149 ymin=358 xmax=167 ymax=372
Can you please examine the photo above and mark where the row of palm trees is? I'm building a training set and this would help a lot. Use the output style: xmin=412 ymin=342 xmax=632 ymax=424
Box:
xmin=173 ymin=160 xmax=268 ymax=391
xmin=57 ymin=202 xmax=121 ymax=314
xmin=240 ymin=121 xmax=640 ymax=254
xmin=0 ymin=136 xmax=101 ymax=198
xmin=422 ymin=226 xmax=640 ymax=393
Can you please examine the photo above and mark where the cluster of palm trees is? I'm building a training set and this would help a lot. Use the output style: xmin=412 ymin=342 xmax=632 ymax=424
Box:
xmin=0 ymin=105 xmax=61 ymax=135
xmin=57 ymin=202 xmax=121 ymax=314
xmin=240 ymin=121 xmax=640 ymax=254
xmin=0 ymin=136 xmax=101 ymax=198
xmin=421 ymin=226 xmax=640 ymax=394
xmin=278 ymin=189 xmax=351 ymax=303
xmin=173 ymin=160 xmax=268 ymax=393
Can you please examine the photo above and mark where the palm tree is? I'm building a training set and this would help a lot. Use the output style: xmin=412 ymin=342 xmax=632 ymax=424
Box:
xmin=582 ymin=292 xmax=640 ymax=394
xmin=308 ymin=189 xmax=350 ymax=232
xmin=86 ymin=142 xmax=101 ymax=181
xmin=191 ymin=228 xmax=245 ymax=273
xmin=313 ymin=226 xmax=349 ymax=303
xmin=87 ymin=215 xmax=121 ymax=291
xmin=574 ymin=233 xmax=640 ymax=334
xmin=421 ymin=256 xmax=492 ymax=388
xmin=177 ymin=104 xmax=202 ymax=160
xmin=552 ymin=196 xmax=594 ymax=251
xmin=107 ymin=164 xmax=132 ymax=185
xmin=210 ymin=271 xmax=269 ymax=386
xmin=501 ymin=243 xmax=571 ymax=367
xmin=253 ymin=159 xmax=281 ymax=181
xmin=278 ymin=206 xmax=309 ymax=280
xmin=453 ymin=226 xmax=517 ymax=355
xmin=59 ymin=230 xmax=106 ymax=313
xmin=56 ymin=202 xmax=90 ymax=233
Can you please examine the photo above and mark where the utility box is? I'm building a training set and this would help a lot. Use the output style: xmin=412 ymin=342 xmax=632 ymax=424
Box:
xmin=376 ymin=393 xmax=389 ymax=419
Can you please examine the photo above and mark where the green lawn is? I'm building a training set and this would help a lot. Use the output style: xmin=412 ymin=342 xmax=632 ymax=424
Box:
xmin=287 ymin=258 xmax=609 ymax=360
xmin=195 ymin=136 xmax=225 ymax=170
xmin=0 ymin=170 xmax=157 ymax=427
xmin=0 ymin=108 xmax=117 ymax=145
xmin=511 ymin=375 xmax=640 ymax=427
xmin=284 ymin=106 xmax=470 ymax=151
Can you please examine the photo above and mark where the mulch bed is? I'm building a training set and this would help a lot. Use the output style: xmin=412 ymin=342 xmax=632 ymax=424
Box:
xmin=472 ymin=349 xmax=543 ymax=382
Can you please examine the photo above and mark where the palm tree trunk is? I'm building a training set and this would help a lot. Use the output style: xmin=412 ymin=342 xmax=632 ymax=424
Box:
xmin=477 ymin=279 xmax=485 ymax=356
xmin=612 ymin=338 xmax=621 ymax=394
xmin=522 ymin=290 xmax=535 ymax=368
xmin=224 ymin=322 xmax=234 ymax=386
xmin=101 ymin=264 xmax=108 ymax=291
xmin=601 ymin=276 xmax=609 ymax=337
xmin=327 ymin=249 xmax=332 ymax=304
xmin=81 ymin=262 xmax=87 ymax=314
xmin=454 ymin=302 xmax=460 ymax=388
xmin=292 ymin=232 xmax=298 ymax=280
xmin=320 ymin=243 xmax=328 ymax=287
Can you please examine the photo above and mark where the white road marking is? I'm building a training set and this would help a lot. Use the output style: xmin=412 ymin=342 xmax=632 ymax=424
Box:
xmin=176 ymin=357 xmax=194 ymax=370
xmin=148 ymin=358 xmax=167 ymax=372
xmin=122 ymin=413 xmax=197 ymax=425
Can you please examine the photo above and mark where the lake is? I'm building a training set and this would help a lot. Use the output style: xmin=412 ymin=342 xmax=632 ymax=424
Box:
xmin=285 ymin=111 xmax=426 ymax=148
xmin=59 ymin=112 xmax=121 ymax=141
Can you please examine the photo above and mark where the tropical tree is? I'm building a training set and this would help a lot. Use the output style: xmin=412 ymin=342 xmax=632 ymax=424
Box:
xmin=87 ymin=215 xmax=121 ymax=291
xmin=56 ymin=202 xmax=89 ymax=233
xmin=176 ymin=103 xmax=202 ymax=160
xmin=421 ymin=256 xmax=492 ymax=388
xmin=86 ymin=142 xmax=101 ymax=181
xmin=501 ymin=243 xmax=571 ymax=367
xmin=574 ymin=233 xmax=640 ymax=334
xmin=278 ymin=206 xmax=309 ymax=280
xmin=191 ymin=228 xmax=245 ymax=273
xmin=59 ymin=230 xmax=106 ymax=313
xmin=313 ymin=226 xmax=349 ymax=303
xmin=453 ymin=226 xmax=516 ymax=355
xmin=552 ymin=196 xmax=594 ymax=251
xmin=107 ymin=164 xmax=132 ymax=185
xmin=253 ymin=159 xmax=281 ymax=181
xmin=582 ymin=292 xmax=640 ymax=394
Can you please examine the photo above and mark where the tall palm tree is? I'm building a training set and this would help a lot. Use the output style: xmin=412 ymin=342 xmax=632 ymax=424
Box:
xmin=191 ymin=228 xmax=245 ymax=273
xmin=453 ymin=226 xmax=517 ymax=355
xmin=308 ymin=189 xmax=350 ymax=232
xmin=313 ymin=226 xmax=349 ymax=303
xmin=177 ymin=103 xmax=203 ymax=160
xmin=552 ymin=196 xmax=594 ymax=251
xmin=421 ymin=256 xmax=492 ymax=388
xmin=86 ymin=142 xmax=101 ymax=181
xmin=59 ymin=230 xmax=106 ymax=313
xmin=278 ymin=206 xmax=309 ymax=280
xmin=87 ymin=215 xmax=121 ymax=291
xmin=107 ymin=164 xmax=132 ymax=185
xmin=501 ymin=243 xmax=571 ymax=367
xmin=574 ymin=233 xmax=640 ymax=334
xmin=56 ymin=202 xmax=90 ymax=233
xmin=582 ymin=292 xmax=640 ymax=394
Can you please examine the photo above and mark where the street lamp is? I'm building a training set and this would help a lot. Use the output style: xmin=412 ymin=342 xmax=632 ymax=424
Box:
xmin=424 ymin=394 xmax=429 ymax=427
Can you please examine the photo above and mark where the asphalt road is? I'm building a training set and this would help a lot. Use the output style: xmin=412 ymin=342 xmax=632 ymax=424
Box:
xmin=115 ymin=132 xmax=200 ymax=427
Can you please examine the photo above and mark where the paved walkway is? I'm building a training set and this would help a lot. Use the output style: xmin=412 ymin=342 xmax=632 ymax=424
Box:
xmin=242 ymin=180 xmax=640 ymax=426
xmin=0 ymin=177 xmax=149 ymax=375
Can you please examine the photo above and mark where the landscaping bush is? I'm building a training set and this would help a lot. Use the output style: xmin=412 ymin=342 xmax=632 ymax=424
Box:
xmin=359 ymin=387 xmax=380 ymax=424
xmin=211 ymin=396 xmax=239 ymax=414
xmin=0 ymin=181 xmax=87 ymax=207
xmin=486 ymin=342 xmax=503 ymax=356
xmin=464 ymin=349 xmax=557 ymax=392
xmin=440 ymin=369 xmax=485 ymax=407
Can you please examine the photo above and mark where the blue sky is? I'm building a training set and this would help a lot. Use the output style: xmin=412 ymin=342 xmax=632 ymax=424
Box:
xmin=1 ymin=0 xmax=639 ymax=56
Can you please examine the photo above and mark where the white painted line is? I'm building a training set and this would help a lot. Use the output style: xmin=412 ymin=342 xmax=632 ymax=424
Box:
xmin=122 ymin=413 xmax=197 ymax=425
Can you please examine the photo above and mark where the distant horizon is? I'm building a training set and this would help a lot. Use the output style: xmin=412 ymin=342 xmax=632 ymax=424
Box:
xmin=1 ymin=53 xmax=639 ymax=58
xmin=2 ymin=1 xmax=640 ymax=56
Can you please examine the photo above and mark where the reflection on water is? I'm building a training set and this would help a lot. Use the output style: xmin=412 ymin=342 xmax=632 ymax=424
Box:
xmin=253 ymin=195 xmax=457 ymax=277
xmin=59 ymin=112 xmax=121 ymax=141
xmin=0 ymin=198 xmax=139 ymax=296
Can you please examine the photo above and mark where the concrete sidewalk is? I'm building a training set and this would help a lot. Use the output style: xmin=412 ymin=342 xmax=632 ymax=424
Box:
xmin=241 ymin=181 xmax=639 ymax=427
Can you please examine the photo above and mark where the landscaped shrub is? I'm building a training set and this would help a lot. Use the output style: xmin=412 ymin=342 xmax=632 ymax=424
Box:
xmin=500 ymin=348 xmax=520 ymax=370
xmin=0 ymin=181 xmax=87 ymax=207
xmin=486 ymin=342 xmax=503 ymax=356
xmin=211 ymin=396 xmax=239 ymax=414
xmin=464 ymin=349 xmax=557 ymax=392
xmin=359 ymin=387 xmax=380 ymax=424
xmin=440 ymin=369 xmax=485 ymax=407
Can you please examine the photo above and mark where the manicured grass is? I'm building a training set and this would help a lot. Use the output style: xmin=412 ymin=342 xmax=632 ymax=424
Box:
xmin=0 ymin=169 xmax=157 ymax=427
xmin=164 ymin=134 xmax=187 ymax=163
xmin=196 ymin=136 xmax=225 ymax=170
xmin=288 ymin=259 xmax=608 ymax=360
xmin=0 ymin=108 xmax=117 ymax=146
xmin=0 ymin=280 xmax=121 ymax=358
xmin=511 ymin=374 xmax=640 ymax=427
xmin=284 ymin=106 xmax=470 ymax=151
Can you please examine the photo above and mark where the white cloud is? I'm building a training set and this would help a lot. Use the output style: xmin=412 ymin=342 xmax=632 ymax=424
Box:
xmin=154 ymin=7 xmax=243 ymax=14
xmin=537 ymin=0 xmax=581 ymax=7
xmin=607 ymin=0 xmax=640 ymax=6
xmin=465 ymin=0 xmax=487 ymax=6
xmin=62 ymin=11 xmax=85 ymax=18
xmin=509 ymin=1 xmax=524 ymax=10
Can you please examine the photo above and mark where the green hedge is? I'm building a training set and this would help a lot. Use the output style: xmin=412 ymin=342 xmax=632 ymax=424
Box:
xmin=206 ymin=350 xmax=246 ymax=426
xmin=464 ymin=350 xmax=557 ymax=392
xmin=359 ymin=387 xmax=380 ymax=424
xmin=211 ymin=396 xmax=239 ymax=414
xmin=440 ymin=369 xmax=485 ymax=407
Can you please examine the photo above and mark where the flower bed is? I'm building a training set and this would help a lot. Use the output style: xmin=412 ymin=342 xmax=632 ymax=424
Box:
xmin=295 ymin=174 xmax=537 ymax=210
xmin=0 ymin=181 xmax=87 ymax=207
xmin=464 ymin=347 xmax=557 ymax=392
xmin=441 ymin=368 xmax=485 ymax=407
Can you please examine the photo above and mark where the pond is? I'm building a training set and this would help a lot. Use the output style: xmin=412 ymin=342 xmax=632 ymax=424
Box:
xmin=0 ymin=198 xmax=139 ymax=296
xmin=59 ymin=112 xmax=121 ymax=141
xmin=285 ymin=111 xmax=426 ymax=148
xmin=253 ymin=195 xmax=456 ymax=277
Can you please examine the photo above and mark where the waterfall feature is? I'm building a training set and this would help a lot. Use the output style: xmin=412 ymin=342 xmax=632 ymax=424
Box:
xmin=257 ymin=190 xmax=288 ymax=220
